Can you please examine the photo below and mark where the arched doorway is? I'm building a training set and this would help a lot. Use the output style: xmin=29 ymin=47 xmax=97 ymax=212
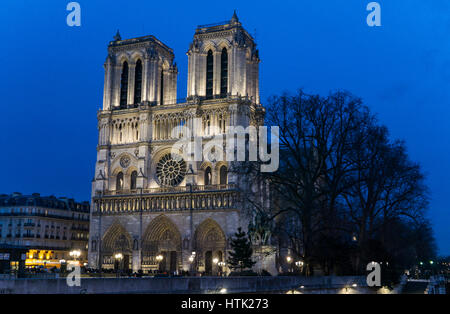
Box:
xmin=141 ymin=215 xmax=182 ymax=274
xmin=101 ymin=223 xmax=132 ymax=272
xmin=194 ymin=219 xmax=226 ymax=275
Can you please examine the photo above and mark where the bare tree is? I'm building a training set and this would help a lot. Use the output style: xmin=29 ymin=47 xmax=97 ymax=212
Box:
xmin=343 ymin=124 xmax=430 ymax=271
xmin=235 ymin=89 xmax=434 ymax=276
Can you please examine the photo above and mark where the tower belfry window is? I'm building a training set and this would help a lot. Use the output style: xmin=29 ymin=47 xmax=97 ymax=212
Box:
xmin=220 ymin=48 xmax=228 ymax=97
xmin=120 ymin=61 xmax=129 ymax=107
xmin=160 ymin=70 xmax=164 ymax=105
xmin=206 ymin=50 xmax=213 ymax=99
xmin=134 ymin=59 xmax=142 ymax=104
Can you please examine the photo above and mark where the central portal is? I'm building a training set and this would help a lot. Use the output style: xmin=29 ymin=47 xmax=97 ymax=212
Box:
xmin=142 ymin=215 xmax=182 ymax=273
xmin=205 ymin=251 xmax=213 ymax=274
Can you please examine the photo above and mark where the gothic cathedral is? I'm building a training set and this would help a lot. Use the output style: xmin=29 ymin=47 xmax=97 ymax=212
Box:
xmin=88 ymin=13 xmax=268 ymax=274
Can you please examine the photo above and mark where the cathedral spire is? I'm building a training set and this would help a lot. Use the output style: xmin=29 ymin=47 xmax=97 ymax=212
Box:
xmin=230 ymin=10 xmax=239 ymax=23
xmin=113 ymin=29 xmax=121 ymax=41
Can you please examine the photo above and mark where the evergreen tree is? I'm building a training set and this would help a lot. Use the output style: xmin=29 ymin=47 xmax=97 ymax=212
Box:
xmin=227 ymin=227 xmax=255 ymax=272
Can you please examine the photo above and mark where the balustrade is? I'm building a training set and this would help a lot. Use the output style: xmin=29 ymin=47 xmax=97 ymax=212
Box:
xmin=93 ymin=185 xmax=237 ymax=214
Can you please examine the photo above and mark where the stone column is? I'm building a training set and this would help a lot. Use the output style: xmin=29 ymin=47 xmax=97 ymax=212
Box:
xmin=112 ymin=65 xmax=122 ymax=108
xmin=187 ymin=51 xmax=194 ymax=97
xmin=132 ymin=250 xmax=141 ymax=273
xmin=213 ymin=51 xmax=221 ymax=96
xmin=254 ymin=60 xmax=260 ymax=104
xmin=128 ymin=62 xmax=136 ymax=105
xmin=198 ymin=54 xmax=206 ymax=97
xmin=147 ymin=58 xmax=158 ymax=103
xmin=167 ymin=64 xmax=178 ymax=105
xmin=156 ymin=65 xmax=163 ymax=105
xmin=142 ymin=57 xmax=150 ymax=102
xmin=103 ymin=56 xmax=113 ymax=110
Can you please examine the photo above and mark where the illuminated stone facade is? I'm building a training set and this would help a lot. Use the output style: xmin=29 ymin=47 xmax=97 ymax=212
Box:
xmin=88 ymin=13 xmax=268 ymax=274
xmin=0 ymin=193 xmax=89 ymax=269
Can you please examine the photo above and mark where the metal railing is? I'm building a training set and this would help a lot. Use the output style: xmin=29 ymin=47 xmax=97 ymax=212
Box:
xmin=101 ymin=184 xmax=235 ymax=196
xmin=197 ymin=20 xmax=230 ymax=28
xmin=109 ymin=95 xmax=255 ymax=111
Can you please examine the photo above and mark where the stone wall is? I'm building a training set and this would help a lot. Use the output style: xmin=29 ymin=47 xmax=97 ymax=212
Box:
xmin=0 ymin=276 xmax=367 ymax=294
xmin=89 ymin=210 xmax=241 ymax=272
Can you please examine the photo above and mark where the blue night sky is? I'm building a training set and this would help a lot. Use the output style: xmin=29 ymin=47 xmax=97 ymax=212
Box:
xmin=0 ymin=1 xmax=449 ymax=255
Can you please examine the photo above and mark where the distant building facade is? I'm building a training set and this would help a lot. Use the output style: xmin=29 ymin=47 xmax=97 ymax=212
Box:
xmin=0 ymin=192 xmax=89 ymax=271
xmin=88 ymin=13 xmax=272 ymax=274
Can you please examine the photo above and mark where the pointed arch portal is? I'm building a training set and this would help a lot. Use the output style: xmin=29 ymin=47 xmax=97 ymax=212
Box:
xmin=101 ymin=223 xmax=132 ymax=271
xmin=141 ymin=215 xmax=182 ymax=273
xmin=194 ymin=218 xmax=226 ymax=274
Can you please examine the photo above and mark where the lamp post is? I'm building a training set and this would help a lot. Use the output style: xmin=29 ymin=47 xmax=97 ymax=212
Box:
xmin=188 ymin=252 xmax=196 ymax=275
xmin=114 ymin=253 xmax=123 ymax=276
xmin=156 ymin=254 xmax=164 ymax=273
xmin=286 ymin=256 xmax=293 ymax=273
xmin=218 ymin=261 xmax=226 ymax=277
xmin=69 ymin=249 xmax=81 ymax=264
xmin=213 ymin=258 xmax=219 ymax=276
xmin=295 ymin=260 xmax=304 ymax=274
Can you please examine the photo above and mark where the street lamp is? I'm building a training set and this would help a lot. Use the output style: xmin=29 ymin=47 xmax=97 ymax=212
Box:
xmin=294 ymin=260 xmax=304 ymax=274
xmin=188 ymin=252 xmax=196 ymax=275
xmin=217 ymin=261 xmax=226 ymax=277
xmin=189 ymin=251 xmax=196 ymax=262
xmin=114 ymin=253 xmax=123 ymax=276
xmin=69 ymin=249 xmax=81 ymax=262
xmin=212 ymin=258 xmax=219 ymax=276
xmin=286 ymin=256 xmax=293 ymax=273
xmin=156 ymin=254 xmax=164 ymax=262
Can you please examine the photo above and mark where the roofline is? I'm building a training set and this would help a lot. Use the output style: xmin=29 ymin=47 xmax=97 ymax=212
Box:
xmin=108 ymin=34 xmax=174 ymax=54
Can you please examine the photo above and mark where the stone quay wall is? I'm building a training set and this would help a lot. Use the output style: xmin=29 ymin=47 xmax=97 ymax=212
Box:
xmin=0 ymin=275 xmax=367 ymax=294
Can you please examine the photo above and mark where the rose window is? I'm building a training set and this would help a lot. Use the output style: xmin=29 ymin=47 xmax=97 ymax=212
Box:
xmin=156 ymin=154 xmax=187 ymax=186
xmin=120 ymin=155 xmax=131 ymax=168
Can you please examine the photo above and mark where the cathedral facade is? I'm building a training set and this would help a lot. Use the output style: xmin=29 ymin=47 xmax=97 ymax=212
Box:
xmin=88 ymin=13 xmax=267 ymax=274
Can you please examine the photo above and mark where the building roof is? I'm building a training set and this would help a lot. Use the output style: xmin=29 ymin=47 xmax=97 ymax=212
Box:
xmin=0 ymin=193 xmax=89 ymax=213
xmin=194 ymin=11 xmax=255 ymax=45
xmin=108 ymin=33 xmax=174 ymax=54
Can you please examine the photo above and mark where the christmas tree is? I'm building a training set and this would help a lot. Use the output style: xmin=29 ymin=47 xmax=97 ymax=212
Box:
xmin=227 ymin=227 xmax=255 ymax=272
